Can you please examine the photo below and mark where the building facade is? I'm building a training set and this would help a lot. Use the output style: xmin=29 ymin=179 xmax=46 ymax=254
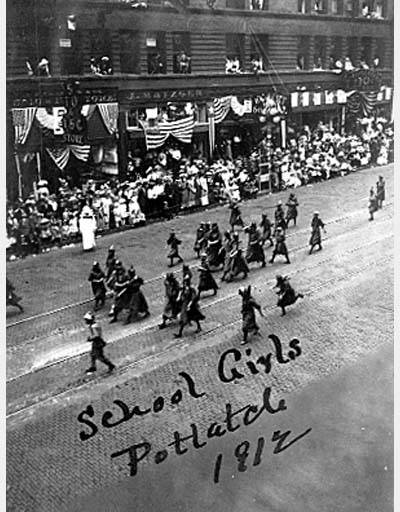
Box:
xmin=6 ymin=0 xmax=394 ymax=199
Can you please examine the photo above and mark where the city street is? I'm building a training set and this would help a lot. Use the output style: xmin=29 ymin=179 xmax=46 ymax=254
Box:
xmin=6 ymin=164 xmax=394 ymax=512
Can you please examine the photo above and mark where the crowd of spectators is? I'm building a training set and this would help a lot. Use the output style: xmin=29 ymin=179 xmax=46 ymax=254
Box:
xmin=6 ymin=117 xmax=393 ymax=260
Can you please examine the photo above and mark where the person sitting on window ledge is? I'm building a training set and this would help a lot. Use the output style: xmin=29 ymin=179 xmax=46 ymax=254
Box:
xmin=344 ymin=56 xmax=354 ymax=71
xmin=296 ymin=55 xmax=305 ymax=70
xmin=373 ymin=56 xmax=380 ymax=68
xmin=149 ymin=53 xmax=164 ymax=74
xmin=361 ymin=2 xmax=370 ymax=16
xmin=250 ymin=0 xmax=264 ymax=9
xmin=37 ymin=57 xmax=51 ymax=77
xmin=251 ymin=56 xmax=264 ymax=74
xmin=229 ymin=56 xmax=242 ymax=74
xmin=177 ymin=50 xmax=191 ymax=74
xmin=99 ymin=56 xmax=113 ymax=75
xmin=313 ymin=57 xmax=323 ymax=70
xmin=313 ymin=0 xmax=324 ymax=12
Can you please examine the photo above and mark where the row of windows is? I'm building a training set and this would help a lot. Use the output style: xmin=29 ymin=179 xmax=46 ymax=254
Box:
xmin=115 ymin=0 xmax=388 ymax=16
xmin=7 ymin=27 xmax=388 ymax=77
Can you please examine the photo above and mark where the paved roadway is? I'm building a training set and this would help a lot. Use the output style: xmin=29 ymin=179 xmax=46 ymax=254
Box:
xmin=6 ymin=164 xmax=393 ymax=512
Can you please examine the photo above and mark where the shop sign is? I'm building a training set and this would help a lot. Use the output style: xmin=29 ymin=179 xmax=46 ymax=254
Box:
xmin=61 ymin=80 xmax=87 ymax=144
xmin=59 ymin=38 xmax=72 ymax=48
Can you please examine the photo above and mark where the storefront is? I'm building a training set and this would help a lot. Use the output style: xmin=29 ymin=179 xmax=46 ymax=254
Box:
xmin=8 ymin=80 xmax=119 ymax=200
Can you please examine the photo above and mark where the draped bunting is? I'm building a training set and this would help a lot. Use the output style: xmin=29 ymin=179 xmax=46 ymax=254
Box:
xmin=346 ymin=91 xmax=378 ymax=117
xmin=212 ymin=97 xmax=232 ymax=124
xmin=139 ymin=115 xmax=195 ymax=149
xmin=46 ymin=144 xmax=91 ymax=170
xmin=97 ymin=103 xmax=119 ymax=135
xmin=36 ymin=104 xmax=115 ymax=134
xmin=36 ymin=108 xmax=58 ymax=131
xmin=12 ymin=107 xmax=37 ymax=144
xmin=290 ymin=89 xmax=349 ymax=109
xmin=230 ymin=96 xmax=246 ymax=117
xmin=46 ymin=146 xmax=70 ymax=170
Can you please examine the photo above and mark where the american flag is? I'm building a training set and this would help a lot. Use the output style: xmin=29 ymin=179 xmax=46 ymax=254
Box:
xmin=140 ymin=115 xmax=195 ymax=149
xmin=12 ymin=108 xmax=37 ymax=145
xmin=46 ymin=146 xmax=70 ymax=170
xmin=212 ymin=97 xmax=231 ymax=124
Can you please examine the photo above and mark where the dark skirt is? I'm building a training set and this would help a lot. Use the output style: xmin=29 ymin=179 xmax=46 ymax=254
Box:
xmin=180 ymin=303 xmax=205 ymax=324
xmin=207 ymin=244 xmax=222 ymax=267
xmin=230 ymin=211 xmax=244 ymax=227
xmin=231 ymin=255 xmax=249 ymax=277
xmin=163 ymin=296 xmax=180 ymax=319
xmin=286 ymin=206 xmax=298 ymax=220
xmin=92 ymin=282 xmax=106 ymax=299
xmin=246 ymin=243 xmax=265 ymax=263
xmin=274 ymin=241 xmax=288 ymax=255
xmin=242 ymin=309 xmax=259 ymax=333
xmin=168 ymin=248 xmax=179 ymax=258
xmin=129 ymin=290 xmax=149 ymax=315
xmin=198 ymin=270 xmax=218 ymax=292
xmin=309 ymin=229 xmax=321 ymax=246
xmin=277 ymin=288 xmax=297 ymax=308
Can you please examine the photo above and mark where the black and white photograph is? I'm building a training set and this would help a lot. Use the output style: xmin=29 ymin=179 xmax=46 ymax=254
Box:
xmin=5 ymin=0 xmax=394 ymax=510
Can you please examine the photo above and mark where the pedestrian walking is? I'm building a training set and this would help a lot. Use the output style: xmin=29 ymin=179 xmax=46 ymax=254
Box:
xmin=105 ymin=245 xmax=117 ymax=281
xmin=221 ymin=231 xmax=234 ymax=282
xmin=109 ymin=267 xmax=130 ymax=323
xmin=239 ymin=285 xmax=263 ymax=345
xmin=182 ymin=263 xmax=193 ymax=284
xmin=286 ymin=193 xmax=299 ymax=227
xmin=193 ymin=222 xmax=206 ymax=258
xmin=274 ymin=201 xmax=287 ymax=233
xmin=167 ymin=231 xmax=183 ymax=267
xmin=174 ymin=277 xmax=205 ymax=338
xmin=207 ymin=223 xmax=223 ymax=268
xmin=273 ymin=275 xmax=304 ymax=316
xmin=6 ymin=279 xmax=23 ymax=313
xmin=376 ymin=175 xmax=385 ymax=209
xmin=309 ymin=211 xmax=326 ymax=254
xmin=159 ymin=273 xmax=181 ymax=329
xmin=224 ymin=234 xmax=249 ymax=282
xmin=368 ymin=187 xmax=378 ymax=221
xmin=84 ymin=312 xmax=115 ymax=374
xmin=197 ymin=254 xmax=219 ymax=297
xmin=124 ymin=268 xmax=150 ymax=324
xmin=244 ymin=222 xmax=266 ymax=268
xmin=88 ymin=261 xmax=106 ymax=311
xmin=269 ymin=226 xmax=290 ymax=264
xmin=259 ymin=213 xmax=273 ymax=247
xmin=229 ymin=201 xmax=244 ymax=231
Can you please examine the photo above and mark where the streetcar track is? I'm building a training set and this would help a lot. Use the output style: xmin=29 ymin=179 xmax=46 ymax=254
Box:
xmin=6 ymin=200 xmax=393 ymax=330
xmin=7 ymin=230 xmax=392 ymax=382
xmin=6 ymin=215 xmax=393 ymax=377
xmin=6 ymin=212 xmax=393 ymax=374
xmin=6 ymin=250 xmax=392 ymax=420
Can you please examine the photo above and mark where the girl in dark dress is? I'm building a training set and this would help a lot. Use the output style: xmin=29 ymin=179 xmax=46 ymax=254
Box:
xmin=174 ymin=278 xmax=205 ymax=338
xmin=285 ymin=193 xmax=299 ymax=227
xmin=309 ymin=211 xmax=326 ymax=254
xmin=197 ymin=255 xmax=219 ymax=297
xmin=159 ymin=273 xmax=181 ymax=329
xmin=88 ymin=261 xmax=106 ymax=311
xmin=239 ymin=285 xmax=263 ymax=345
xmin=244 ymin=222 xmax=266 ymax=268
xmin=274 ymin=275 xmax=304 ymax=316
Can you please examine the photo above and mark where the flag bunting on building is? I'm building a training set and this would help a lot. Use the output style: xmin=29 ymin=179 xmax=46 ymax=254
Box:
xmin=11 ymin=107 xmax=37 ymax=145
xmin=46 ymin=144 xmax=91 ymax=170
xmin=139 ymin=115 xmax=195 ymax=149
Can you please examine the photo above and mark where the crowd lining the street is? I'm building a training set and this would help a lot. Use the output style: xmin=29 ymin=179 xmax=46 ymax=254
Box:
xmin=6 ymin=118 xmax=393 ymax=260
